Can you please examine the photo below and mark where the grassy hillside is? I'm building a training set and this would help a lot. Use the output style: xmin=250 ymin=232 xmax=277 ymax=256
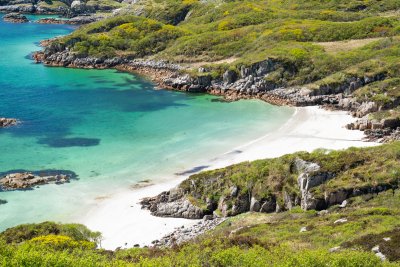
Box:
xmin=45 ymin=0 xmax=400 ymax=123
xmin=2 ymin=190 xmax=400 ymax=266
xmin=2 ymin=143 xmax=400 ymax=266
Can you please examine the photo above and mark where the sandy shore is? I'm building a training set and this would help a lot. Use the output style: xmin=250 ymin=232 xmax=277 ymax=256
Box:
xmin=80 ymin=106 xmax=378 ymax=250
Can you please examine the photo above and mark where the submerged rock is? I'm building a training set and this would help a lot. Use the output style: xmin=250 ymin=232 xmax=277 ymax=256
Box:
xmin=0 ymin=199 xmax=7 ymax=205
xmin=0 ymin=172 xmax=71 ymax=191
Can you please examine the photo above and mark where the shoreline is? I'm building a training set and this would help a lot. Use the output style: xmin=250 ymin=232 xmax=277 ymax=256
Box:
xmin=79 ymin=106 xmax=378 ymax=250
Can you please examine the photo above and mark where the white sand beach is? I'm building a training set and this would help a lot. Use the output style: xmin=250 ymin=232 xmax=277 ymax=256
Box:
xmin=80 ymin=106 xmax=378 ymax=250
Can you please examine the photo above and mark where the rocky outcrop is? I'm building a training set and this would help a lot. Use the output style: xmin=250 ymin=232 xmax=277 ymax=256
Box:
xmin=141 ymin=154 xmax=399 ymax=220
xmin=0 ymin=4 xmax=35 ymax=13
xmin=140 ymin=188 xmax=207 ymax=219
xmin=0 ymin=118 xmax=18 ymax=127
xmin=36 ymin=15 xmax=101 ymax=25
xmin=0 ymin=172 xmax=71 ymax=190
xmin=3 ymin=12 xmax=28 ymax=23
xmin=0 ymin=0 xmax=122 ymax=16
xmin=152 ymin=217 xmax=225 ymax=247
xmin=295 ymin=158 xmax=334 ymax=210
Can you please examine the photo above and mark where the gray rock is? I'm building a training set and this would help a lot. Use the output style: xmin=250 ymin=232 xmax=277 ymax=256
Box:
xmin=250 ymin=197 xmax=260 ymax=212
xmin=334 ymin=218 xmax=348 ymax=224
xmin=223 ymin=70 xmax=237 ymax=84
xmin=339 ymin=200 xmax=348 ymax=208
xmin=0 ymin=172 xmax=70 ymax=190
xmin=230 ymin=186 xmax=238 ymax=197
xmin=329 ymin=246 xmax=341 ymax=253
xmin=260 ymin=198 xmax=276 ymax=213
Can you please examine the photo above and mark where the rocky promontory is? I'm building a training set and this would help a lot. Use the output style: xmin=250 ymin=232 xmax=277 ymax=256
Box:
xmin=0 ymin=118 xmax=18 ymax=127
xmin=0 ymin=171 xmax=72 ymax=191
xmin=141 ymin=144 xmax=399 ymax=220
xmin=3 ymin=12 xmax=28 ymax=23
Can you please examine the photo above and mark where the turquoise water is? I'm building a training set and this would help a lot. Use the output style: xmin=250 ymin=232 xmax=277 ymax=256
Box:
xmin=0 ymin=14 xmax=293 ymax=230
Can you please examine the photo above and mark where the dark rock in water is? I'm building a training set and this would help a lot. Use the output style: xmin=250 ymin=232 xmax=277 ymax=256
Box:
xmin=0 ymin=170 xmax=75 ymax=191
xmin=38 ymin=137 xmax=100 ymax=147
xmin=0 ymin=199 xmax=7 ymax=205
xmin=36 ymin=18 xmax=66 ymax=24
xmin=0 ymin=117 xmax=18 ymax=127
xmin=3 ymin=13 xmax=29 ymax=23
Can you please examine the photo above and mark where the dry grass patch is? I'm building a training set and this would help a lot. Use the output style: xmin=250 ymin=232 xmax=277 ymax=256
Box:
xmin=315 ymin=37 xmax=385 ymax=53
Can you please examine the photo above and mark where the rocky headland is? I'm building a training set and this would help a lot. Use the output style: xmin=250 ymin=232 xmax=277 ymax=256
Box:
xmin=0 ymin=117 xmax=18 ymax=127
xmin=0 ymin=171 xmax=72 ymax=191
xmin=140 ymin=148 xmax=399 ymax=220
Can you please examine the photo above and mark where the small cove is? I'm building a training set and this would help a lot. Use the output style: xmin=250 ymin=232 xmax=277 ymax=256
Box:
xmin=0 ymin=14 xmax=294 ymax=230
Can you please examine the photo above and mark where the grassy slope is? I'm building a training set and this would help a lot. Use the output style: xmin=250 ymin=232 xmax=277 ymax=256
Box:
xmin=2 ymin=191 xmax=400 ymax=266
xmin=2 ymin=144 xmax=400 ymax=266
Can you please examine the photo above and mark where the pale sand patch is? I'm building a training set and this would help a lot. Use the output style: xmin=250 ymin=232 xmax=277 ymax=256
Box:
xmin=80 ymin=106 xmax=378 ymax=250
xmin=315 ymin=38 xmax=384 ymax=53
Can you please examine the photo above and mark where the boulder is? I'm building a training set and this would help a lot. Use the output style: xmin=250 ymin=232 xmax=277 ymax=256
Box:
xmin=140 ymin=189 xmax=206 ymax=219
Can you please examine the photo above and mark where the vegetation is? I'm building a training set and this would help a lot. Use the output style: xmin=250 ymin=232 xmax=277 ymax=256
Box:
xmin=2 ymin=144 xmax=400 ymax=265
xmin=2 ymin=191 xmax=400 ymax=266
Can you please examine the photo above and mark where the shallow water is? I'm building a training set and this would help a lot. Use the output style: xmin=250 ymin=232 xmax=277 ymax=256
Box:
xmin=0 ymin=14 xmax=293 ymax=230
